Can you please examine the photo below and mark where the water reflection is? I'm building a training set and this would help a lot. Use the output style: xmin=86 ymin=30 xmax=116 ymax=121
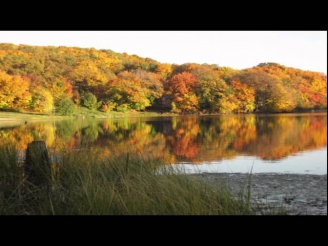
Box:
xmin=0 ymin=113 xmax=326 ymax=173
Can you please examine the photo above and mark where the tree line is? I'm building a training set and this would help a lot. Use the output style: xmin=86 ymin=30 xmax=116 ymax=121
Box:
xmin=0 ymin=43 xmax=326 ymax=115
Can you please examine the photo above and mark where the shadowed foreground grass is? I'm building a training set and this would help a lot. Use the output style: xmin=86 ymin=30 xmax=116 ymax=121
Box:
xmin=0 ymin=144 xmax=285 ymax=215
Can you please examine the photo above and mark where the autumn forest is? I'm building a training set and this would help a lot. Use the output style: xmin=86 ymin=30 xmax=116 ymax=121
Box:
xmin=0 ymin=43 xmax=326 ymax=115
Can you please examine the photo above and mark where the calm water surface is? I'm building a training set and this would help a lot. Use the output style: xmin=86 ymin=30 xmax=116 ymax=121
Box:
xmin=1 ymin=113 xmax=326 ymax=175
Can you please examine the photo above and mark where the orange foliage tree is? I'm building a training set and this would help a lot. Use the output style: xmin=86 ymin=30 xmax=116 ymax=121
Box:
xmin=167 ymin=72 xmax=199 ymax=113
xmin=230 ymin=79 xmax=255 ymax=113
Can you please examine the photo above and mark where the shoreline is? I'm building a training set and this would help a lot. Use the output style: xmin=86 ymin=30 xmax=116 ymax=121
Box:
xmin=190 ymin=172 xmax=327 ymax=215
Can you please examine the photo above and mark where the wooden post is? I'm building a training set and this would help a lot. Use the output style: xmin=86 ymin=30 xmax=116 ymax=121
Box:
xmin=25 ymin=141 xmax=51 ymax=186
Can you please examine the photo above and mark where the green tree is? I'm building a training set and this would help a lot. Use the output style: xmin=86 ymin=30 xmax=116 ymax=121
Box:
xmin=198 ymin=76 xmax=232 ymax=113
xmin=56 ymin=96 xmax=76 ymax=116
xmin=81 ymin=91 xmax=101 ymax=111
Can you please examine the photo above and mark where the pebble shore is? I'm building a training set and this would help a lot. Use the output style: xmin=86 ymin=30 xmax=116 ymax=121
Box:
xmin=190 ymin=173 xmax=327 ymax=215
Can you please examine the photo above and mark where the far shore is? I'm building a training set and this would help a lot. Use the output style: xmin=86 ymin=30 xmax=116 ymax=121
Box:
xmin=0 ymin=109 xmax=326 ymax=124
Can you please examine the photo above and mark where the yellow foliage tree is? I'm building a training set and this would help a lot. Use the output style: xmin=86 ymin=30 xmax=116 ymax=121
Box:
xmin=30 ymin=86 xmax=54 ymax=114
xmin=0 ymin=71 xmax=31 ymax=110
xmin=68 ymin=60 xmax=108 ymax=88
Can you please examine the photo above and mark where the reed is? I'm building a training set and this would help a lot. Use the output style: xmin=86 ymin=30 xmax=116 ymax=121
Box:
xmin=0 ymin=144 xmax=285 ymax=215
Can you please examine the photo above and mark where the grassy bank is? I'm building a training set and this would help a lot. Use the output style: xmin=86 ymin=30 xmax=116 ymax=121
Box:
xmin=0 ymin=109 xmax=177 ymax=124
xmin=0 ymin=143 xmax=288 ymax=215
xmin=1 ymin=109 xmax=325 ymax=124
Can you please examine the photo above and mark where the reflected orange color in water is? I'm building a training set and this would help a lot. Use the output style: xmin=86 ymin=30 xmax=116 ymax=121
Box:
xmin=166 ymin=117 xmax=201 ymax=159
xmin=0 ymin=113 xmax=326 ymax=165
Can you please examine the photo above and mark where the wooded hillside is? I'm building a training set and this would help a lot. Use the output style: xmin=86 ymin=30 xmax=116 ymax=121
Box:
xmin=0 ymin=43 xmax=326 ymax=114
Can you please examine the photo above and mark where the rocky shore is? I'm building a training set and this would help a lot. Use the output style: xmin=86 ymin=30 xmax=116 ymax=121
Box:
xmin=190 ymin=173 xmax=327 ymax=215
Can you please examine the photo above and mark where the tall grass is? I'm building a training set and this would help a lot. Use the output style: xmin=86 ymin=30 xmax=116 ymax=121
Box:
xmin=0 ymin=144 xmax=282 ymax=215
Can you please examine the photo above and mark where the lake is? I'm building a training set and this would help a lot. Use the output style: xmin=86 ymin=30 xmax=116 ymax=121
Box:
xmin=0 ymin=113 xmax=326 ymax=175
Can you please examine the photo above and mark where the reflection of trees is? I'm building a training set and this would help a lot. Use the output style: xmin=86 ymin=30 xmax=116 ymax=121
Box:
xmin=0 ymin=126 xmax=33 ymax=149
xmin=29 ymin=123 xmax=55 ymax=147
xmin=165 ymin=117 xmax=201 ymax=160
xmin=233 ymin=116 xmax=257 ymax=151
xmin=81 ymin=122 xmax=104 ymax=144
xmin=237 ymin=114 xmax=327 ymax=160
xmin=161 ymin=114 xmax=326 ymax=163
xmin=94 ymin=119 xmax=168 ymax=162
xmin=0 ymin=114 xmax=326 ymax=164
xmin=56 ymin=120 xmax=78 ymax=141
xmin=196 ymin=116 xmax=256 ymax=163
